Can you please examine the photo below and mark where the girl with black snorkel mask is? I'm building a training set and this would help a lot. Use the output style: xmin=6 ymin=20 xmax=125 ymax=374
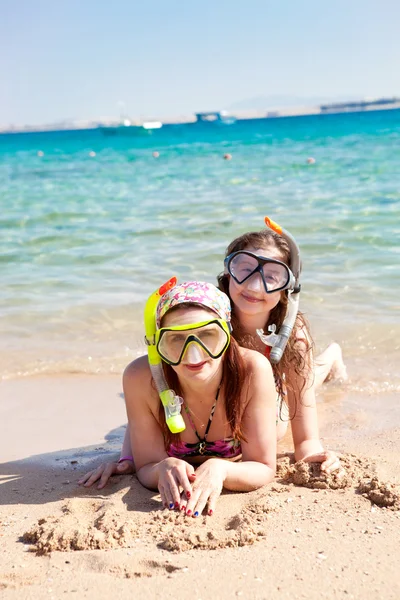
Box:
xmin=218 ymin=217 xmax=347 ymax=473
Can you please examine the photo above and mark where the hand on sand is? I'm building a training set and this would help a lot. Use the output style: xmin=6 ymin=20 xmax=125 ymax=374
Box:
xmin=158 ymin=457 xmax=196 ymax=509
xmin=179 ymin=458 xmax=226 ymax=517
xmin=303 ymin=450 xmax=345 ymax=476
xmin=78 ymin=459 xmax=135 ymax=489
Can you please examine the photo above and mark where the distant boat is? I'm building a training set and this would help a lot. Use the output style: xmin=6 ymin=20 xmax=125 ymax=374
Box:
xmin=98 ymin=119 xmax=163 ymax=136
xmin=194 ymin=111 xmax=237 ymax=125
xmin=320 ymin=97 xmax=400 ymax=113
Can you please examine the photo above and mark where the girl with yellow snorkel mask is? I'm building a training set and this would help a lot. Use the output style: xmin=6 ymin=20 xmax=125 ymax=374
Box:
xmin=113 ymin=280 xmax=277 ymax=515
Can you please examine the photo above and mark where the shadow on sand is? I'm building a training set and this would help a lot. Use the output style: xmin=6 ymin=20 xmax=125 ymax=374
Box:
xmin=0 ymin=424 xmax=159 ymax=513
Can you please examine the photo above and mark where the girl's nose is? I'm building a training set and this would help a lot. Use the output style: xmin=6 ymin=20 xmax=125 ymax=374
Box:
xmin=184 ymin=342 xmax=206 ymax=364
xmin=245 ymin=272 xmax=264 ymax=293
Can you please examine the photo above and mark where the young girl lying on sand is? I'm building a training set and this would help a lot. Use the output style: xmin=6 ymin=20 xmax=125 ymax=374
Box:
xmin=92 ymin=280 xmax=278 ymax=515
xmin=79 ymin=217 xmax=346 ymax=491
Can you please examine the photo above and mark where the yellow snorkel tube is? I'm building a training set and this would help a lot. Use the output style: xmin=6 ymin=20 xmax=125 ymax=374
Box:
xmin=144 ymin=277 xmax=186 ymax=433
xmin=256 ymin=216 xmax=301 ymax=364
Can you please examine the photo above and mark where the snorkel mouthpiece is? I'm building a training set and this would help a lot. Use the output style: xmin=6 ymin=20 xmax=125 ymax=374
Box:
xmin=257 ymin=217 xmax=301 ymax=364
xmin=144 ymin=277 xmax=186 ymax=433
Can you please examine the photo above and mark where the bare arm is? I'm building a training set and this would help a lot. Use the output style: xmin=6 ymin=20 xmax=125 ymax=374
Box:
xmin=285 ymin=327 xmax=324 ymax=460
xmin=287 ymin=330 xmax=343 ymax=474
xmin=288 ymin=376 xmax=325 ymax=461
xmin=123 ymin=357 xmax=169 ymax=488
xmin=225 ymin=350 xmax=277 ymax=489
xmin=123 ymin=358 xmax=195 ymax=503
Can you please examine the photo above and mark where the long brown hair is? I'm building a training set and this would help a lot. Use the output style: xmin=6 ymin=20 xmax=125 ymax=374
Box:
xmin=157 ymin=305 xmax=249 ymax=448
xmin=217 ymin=229 xmax=314 ymax=410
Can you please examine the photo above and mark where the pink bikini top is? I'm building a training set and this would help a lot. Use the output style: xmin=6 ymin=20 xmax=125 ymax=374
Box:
xmin=167 ymin=384 xmax=241 ymax=459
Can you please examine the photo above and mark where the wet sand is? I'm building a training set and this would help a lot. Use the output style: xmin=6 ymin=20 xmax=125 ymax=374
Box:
xmin=1 ymin=375 xmax=399 ymax=599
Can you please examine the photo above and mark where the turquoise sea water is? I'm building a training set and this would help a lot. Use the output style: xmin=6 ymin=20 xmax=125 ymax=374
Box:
xmin=1 ymin=110 xmax=399 ymax=389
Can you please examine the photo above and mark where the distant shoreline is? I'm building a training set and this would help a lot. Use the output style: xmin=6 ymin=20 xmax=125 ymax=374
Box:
xmin=1 ymin=100 xmax=400 ymax=135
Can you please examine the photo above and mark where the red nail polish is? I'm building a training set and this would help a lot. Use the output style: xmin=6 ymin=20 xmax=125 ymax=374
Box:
xmin=180 ymin=505 xmax=185 ymax=511
xmin=186 ymin=509 xmax=192 ymax=516
xmin=186 ymin=491 xmax=191 ymax=499
xmin=174 ymin=502 xmax=180 ymax=508
xmin=208 ymin=509 xmax=213 ymax=516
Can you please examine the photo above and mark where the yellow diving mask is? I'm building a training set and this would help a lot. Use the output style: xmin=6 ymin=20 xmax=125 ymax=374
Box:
xmin=156 ymin=318 xmax=231 ymax=366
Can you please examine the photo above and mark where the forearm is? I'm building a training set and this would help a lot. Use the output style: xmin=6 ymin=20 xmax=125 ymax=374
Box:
xmin=288 ymin=385 xmax=325 ymax=461
xmin=136 ymin=462 xmax=160 ymax=490
xmin=120 ymin=425 xmax=132 ymax=459
xmin=222 ymin=460 xmax=275 ymax=492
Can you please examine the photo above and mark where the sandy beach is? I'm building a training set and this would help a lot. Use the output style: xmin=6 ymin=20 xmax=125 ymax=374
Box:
xmin=1 ymin=375 xmax=399 ymax=599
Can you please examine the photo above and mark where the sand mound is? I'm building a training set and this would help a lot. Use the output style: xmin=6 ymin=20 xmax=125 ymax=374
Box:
xmin=22 ymin=493 xmax=278 ymax=555
xmin=276 ymin=453 xmax=376 ymax=490
xmin=22 ymin=499 xmax=140 ymax=555
xmin=155 ymin=498 xmax=276 ymax=552
xmin=357 ymin=477 xmax=400 ymax=510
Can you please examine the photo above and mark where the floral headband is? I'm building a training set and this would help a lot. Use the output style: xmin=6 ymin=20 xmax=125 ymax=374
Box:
xmin=156 ymin=281 xmax=231 ymax=328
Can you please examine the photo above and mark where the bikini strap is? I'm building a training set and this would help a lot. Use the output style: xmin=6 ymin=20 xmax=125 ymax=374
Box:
xmin=184 ymin=383 xmax=222 ymax=443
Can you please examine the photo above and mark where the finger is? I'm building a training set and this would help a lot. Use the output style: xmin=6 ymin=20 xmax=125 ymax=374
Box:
xmin=158 ymin=484 xmax=169 ymax=509
xmin=82 ymin=467 xmax=105 ymax=488
xmin=161 ymin=473 xmax=180 ymax=509
xmin=177 ymin=469 xmax=194 ymax=500
xmin=192 ymin=490 xmax=210 ymax=518
xmin=207 ymin=489 xmax=220 ymax=516
xmin=77 ymin=470 xmax=95 ymax=485
xmin=325 ymin=459 xmax=344 ymax=475
xmin=320 ymin=452 xmax=339 ymax=472
xmin=98 ymin=463 xmax=117 ymax=489
xmin=185 ymin=487 xmax=202 ymax=517
xmin=320 ymin=458 xmax=335 ymax=471
xmin=179 ymin=492 xmax=187 ymax=513
xmin=84 ymin=471 xmax=104 ymax=487
xmin=169 ymin=474 xmax=183 ymax=508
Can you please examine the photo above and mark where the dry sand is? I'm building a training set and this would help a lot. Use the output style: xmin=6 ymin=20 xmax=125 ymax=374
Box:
xmin=1 ymin=375 xmax=399 ymax=599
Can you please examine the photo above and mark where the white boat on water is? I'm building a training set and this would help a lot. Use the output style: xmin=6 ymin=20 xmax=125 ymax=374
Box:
xmin=99 ymin=119 xmax=163 ymax=136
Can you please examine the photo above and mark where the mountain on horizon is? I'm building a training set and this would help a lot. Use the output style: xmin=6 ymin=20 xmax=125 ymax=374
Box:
xmin=228 ymin=94 xmax=364 ymax=111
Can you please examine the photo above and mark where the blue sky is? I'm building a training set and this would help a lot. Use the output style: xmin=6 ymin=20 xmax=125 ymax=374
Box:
xmin=1 ymin=0 xmax=399 ymax=126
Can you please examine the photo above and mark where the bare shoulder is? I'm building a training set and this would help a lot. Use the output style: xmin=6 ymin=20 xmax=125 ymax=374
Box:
xmin=123 ymin=354 xmax=151 ymax=382
xmin=238 ymin=346 xmax=273 ymax=376
xmin=238 ymin=347 xmax=276 ymax=406
xmin=123 ymin=355 xmax=158 ymax=411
